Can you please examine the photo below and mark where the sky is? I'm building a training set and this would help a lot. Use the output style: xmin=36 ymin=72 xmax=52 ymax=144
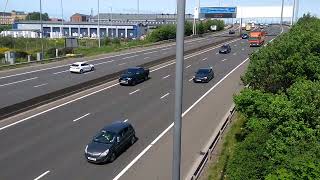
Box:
xmin=1 ymin=0 xmax=319 ymax=20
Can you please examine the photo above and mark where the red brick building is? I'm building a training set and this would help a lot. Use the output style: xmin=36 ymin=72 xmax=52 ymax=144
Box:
xmin=70 ymin=13 xmax=90 ymax=22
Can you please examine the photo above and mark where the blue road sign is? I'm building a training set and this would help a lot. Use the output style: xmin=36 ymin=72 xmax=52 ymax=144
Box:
xmin=200 ymin=7 xmax=237 ymax=14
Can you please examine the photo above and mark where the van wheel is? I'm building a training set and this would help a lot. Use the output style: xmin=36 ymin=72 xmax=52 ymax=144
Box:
xmin=131 ymin=80 xmax=136 ymax=86
xmin=145 ymin=76 xmax=148 ymax=81
xmin=91 ymin=67 xmax=95 ymax=71
xmin=80 ymin=69 xmax=83 ymax=74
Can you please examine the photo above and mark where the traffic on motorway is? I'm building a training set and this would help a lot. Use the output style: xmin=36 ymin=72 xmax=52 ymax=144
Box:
xmin=0 ymin=25 xmax=282 ymax=180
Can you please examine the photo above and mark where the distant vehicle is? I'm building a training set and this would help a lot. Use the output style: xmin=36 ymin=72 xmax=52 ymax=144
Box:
xmin=85 ymin=121 xmax=136 ymax=164
xmin=229 ymin=29 xmax=235 ymax=34
xmin=241 ymin=33 xmax=249 ymax=39
xmin=241 ymin=23 xmax=246 ymax=30
xmin=69 ymin=62 xmax=94 ymax=73
xmin=119 ymin=67 xmax=149 ymax=86
xmin=249 ymin=31 xmax=266 ymax=47
xmin=193 ymin=67 xmax=214 ymax=83
xmin=245 ymin=24 xmax=252 ymax=31
xmin=219 ymin=44 xmax=231 ymax=54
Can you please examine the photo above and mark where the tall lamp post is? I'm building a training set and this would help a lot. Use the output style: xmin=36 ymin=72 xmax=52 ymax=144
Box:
xmin=173 ymin=0 xmax=186 ymax=179
xmin=97 ymin=0 xmax=101 ymax=47
xmin=40 ymin=0 xmax=44 ymax=60
xmin=60 ymin=0 xmax=64 ymax=37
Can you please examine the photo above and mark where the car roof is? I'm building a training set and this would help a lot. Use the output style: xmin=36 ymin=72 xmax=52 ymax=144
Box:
xmin=128 ymin=67 xmax=142 ymax=70
xmin=102 ymin=121 xmax=130 ymax=134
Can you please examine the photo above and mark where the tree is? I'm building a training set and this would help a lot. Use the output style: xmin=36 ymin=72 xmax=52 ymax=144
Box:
xmin=197 ymin=21 xmax=205 ymax=34
xmin=26 ymin=12 xmax=49 ymax=21
xmin=0 ymin=25 xmax=11 ymax=33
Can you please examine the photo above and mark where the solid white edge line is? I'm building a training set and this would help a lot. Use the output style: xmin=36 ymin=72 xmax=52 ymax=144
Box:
xmin=122 ymin=54 xmax=139 ymax=60
xmin=113 ymin=57 xmax=250 ymax=180
xmin=73 ymin=113 xmax=91 ymax=122
xmin=0 ymin=77 xmax=39 ymax=87
xmin=160 ymin=93 xmax=170 ymax=99
xmin=222 ymin=59 xmax=227 ymax=62
xmin=202 ymin=58 xmax=208 ymax=61
xmin=34 ymin=170 xmax=50 ymax=180
xmin=129 ymin=89 xmax=140 ymax=95
xmin=188 ymin=78 xmax=194 ymax=82
xmin=0 ymin=38 xmax=241 ymax=132
xmin=94 ymin=60 xmax=114 ymax=65
xmin=185 ymin=65 xmax=191 ymax=69
xmin=33 ymin=83 xmax=48 ymax=88
xmin=143 ymin=51 xmax=157 ymax=55
xmin=118 ymin=63 xmax=127 ymax=66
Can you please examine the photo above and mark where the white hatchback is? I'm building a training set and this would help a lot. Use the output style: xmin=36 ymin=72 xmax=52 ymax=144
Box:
xmin=69 ymin=62 xmax=94 ymax=73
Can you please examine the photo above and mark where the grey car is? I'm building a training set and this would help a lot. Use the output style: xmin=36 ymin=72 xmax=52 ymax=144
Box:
xmin=85 ymin=121 xmax=137 ymax=164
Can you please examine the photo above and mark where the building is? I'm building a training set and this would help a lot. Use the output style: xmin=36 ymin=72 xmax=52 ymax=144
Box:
xmin=70 ymin=13 xmax=91 ymax=22
xmin=92 ymin=13 xmax=194 ymax=26
xmin=13 ymin=21 xmax=147 ymax=39
xmin=0 ymin=11 xmax=27 ymax=25
xmin=0 ymin=29 xmax=39 ymax=38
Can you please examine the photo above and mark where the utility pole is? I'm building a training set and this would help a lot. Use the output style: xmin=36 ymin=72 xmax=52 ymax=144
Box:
xmin=280 ymin=0 xmax=284 ymax=27
xmin=97 ymin=0 xmax=101 ymax=47
xmin=60 ymin=0 xmax=64 ymax=37
xmin=173 ymin=0 xmax=185 ymax=179
xmin=137 ymin=0 xmax=140 ymax=14
xmin=110 ymin=7 xmax=113 ymax=38
xmin=291 ymin=0 xmax=296 ymax=25
xmin=40 ymin=0 xmax=44 ymax=60
xmin=192 ymin=0 xmax=200 ymax=35
xmin=295 ymin=0 xmax=299 ymax=22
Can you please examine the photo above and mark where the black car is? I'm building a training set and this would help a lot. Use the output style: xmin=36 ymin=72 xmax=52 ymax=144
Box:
xmin=193 ymin=68 xmax=214 ymax=83
xmin=85 ymin=121 xmax=136 ymax=164
xmin=119 ymin=67 xmax=150 ymax=86
xmin=219 ymin=44 xmax=231 ymax=54
xmin=229 ymin=30 xmax=235 ymax=34
xmin=241 ymin=33 xmax=249 ymax=39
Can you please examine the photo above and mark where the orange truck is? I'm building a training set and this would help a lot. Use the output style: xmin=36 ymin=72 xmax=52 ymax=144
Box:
xmin=249 ymin=31 xmax=266 ymax=47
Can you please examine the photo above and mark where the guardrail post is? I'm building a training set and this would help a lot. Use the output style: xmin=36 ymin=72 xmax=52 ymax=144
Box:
xmin=37 ymin=52 xmax=43 ymax=61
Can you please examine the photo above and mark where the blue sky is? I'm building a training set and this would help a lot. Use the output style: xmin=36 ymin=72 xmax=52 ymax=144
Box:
xmin=1 ymin=0 xmax=319 ymax=19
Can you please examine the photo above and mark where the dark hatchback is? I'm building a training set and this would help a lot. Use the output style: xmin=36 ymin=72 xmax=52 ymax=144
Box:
xmin=219 ymin=44 xmax=231 ymax=54
xmin=241 ymin=33 xmax=249 ymax=39
xmin=119 ymin=67 xmax=149 ymax=86
xmin=193 ymin=68 xmax=214 ymax=83
xmin=85 ymin=121 xmax=136 ymax=164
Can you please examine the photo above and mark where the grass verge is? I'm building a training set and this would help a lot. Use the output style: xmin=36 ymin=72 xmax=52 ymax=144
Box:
xmin=206 ymin=113 xmax=246 ymax=180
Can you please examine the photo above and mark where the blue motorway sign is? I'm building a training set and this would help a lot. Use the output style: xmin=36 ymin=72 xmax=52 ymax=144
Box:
xmin=200 ymin=7 xmax=237 ymax=14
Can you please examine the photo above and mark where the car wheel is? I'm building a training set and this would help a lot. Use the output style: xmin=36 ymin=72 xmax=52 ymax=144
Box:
xmin=109 ymin=152 xmax=116 ymax=163
xmin=144 ymin=76 xmax=148 ymax=81
xmin=91 ymin=67 xmax=95 ymax=71
xmin=80 ymin=69 xmax=83 ymax=74
xmin=131 ymin=80 xmax=136 ymax=86
xmin=131 ymin=136 xmax=136 ymax=145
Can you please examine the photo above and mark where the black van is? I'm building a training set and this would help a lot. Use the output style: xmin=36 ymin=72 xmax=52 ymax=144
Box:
xmin=85 ymin=121 xmax=136 ymax=164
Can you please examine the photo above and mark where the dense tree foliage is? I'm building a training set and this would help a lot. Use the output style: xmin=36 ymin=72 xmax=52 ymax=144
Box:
xmin=226 ymin=15 xmax=320 ymax=179
xmin=0 ymin=25 xmax=11 ymax=33
xmin=26 ymin=12 xmax=49 ymax=21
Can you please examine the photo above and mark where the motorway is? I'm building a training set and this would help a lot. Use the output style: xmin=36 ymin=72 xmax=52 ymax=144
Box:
xmin=0 ymin=26 xmax=282 ymax=180
xmin=0 ymin=29 xmax=236 ymax=110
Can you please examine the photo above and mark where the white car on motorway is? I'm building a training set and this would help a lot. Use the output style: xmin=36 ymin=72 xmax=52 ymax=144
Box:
xmin=69 ymin=62 xmax=94 ymax=73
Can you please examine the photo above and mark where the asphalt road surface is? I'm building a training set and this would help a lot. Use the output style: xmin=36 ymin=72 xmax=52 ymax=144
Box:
xmin=0 ymin=25 xmax=283 ymax=180
xmin=0 ymin=29 xmax=236 ymax=109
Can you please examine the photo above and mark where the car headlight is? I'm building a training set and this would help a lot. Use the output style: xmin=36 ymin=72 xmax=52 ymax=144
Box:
xmin=100 ymin=149 xmax=109 ymax=157
xmin=127 ymin=78 xmax=132 ymax=80
xmin=85 ymin=145 xmax=88 ymax=153
xmin=193 ymin=76 xmax=195 ymax=78
xmin=204 ymin=77 xmax=208 ymax=79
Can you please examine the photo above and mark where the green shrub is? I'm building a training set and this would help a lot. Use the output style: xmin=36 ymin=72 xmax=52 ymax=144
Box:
xmin=111 ymin=38 xmax=121 ymax=45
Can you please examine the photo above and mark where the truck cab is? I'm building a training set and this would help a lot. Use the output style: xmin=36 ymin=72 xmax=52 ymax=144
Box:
xmin=249 ymin=31 xmax=266 ymax=47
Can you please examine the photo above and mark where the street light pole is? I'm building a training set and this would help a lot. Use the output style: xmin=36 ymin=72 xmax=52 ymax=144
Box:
xmin=110 ymin=7 xmax=113 ymax=38
xmin=280 ymin=0 xmax=284 ymax=27
xmin=173 ymin=0 xmax=185 ymax=179
xmin=60 ymin=0 xmax=64 ymax=37
xmin=291 ymin=0 xmax=296 ymax=25
xmin=137 ymin=0 xmax=140 ymax=14
xmin=97 ymin=0 xmax=101 ymax=47
xmin=40 ymin=0 xmax=44 ymax=60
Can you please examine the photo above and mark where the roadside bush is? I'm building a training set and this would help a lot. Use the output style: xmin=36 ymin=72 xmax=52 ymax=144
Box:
xmin=0 ymin=36 xmax=14 ymax=48
xmin=14 ymin=50 xmax=29 ymax=59
xmin=46 ymin=48 xmax=57 ymax=58
xmin=103 ymin=37 xmax=111 ymax=46
xmin=111 ymin=38 xmax=121 ymax=45
xmin=225 ymin=15 xmax=320 ymax=180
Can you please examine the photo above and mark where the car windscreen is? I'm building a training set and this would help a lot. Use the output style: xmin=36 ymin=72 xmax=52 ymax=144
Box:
xmin=249 ymin=37 xmax=259 ymax=41
xmin=125 ymin=68 xmax=139 ymax=74
xmin=93 ymin=131 xmax=115 ymax=144
xmin=197 ymin=69 xmax=210 ymax=75
xmin=71 ymin=64 xmax=79 ymax=67
xmin=221 ymin=45 xmax=228 ymax=49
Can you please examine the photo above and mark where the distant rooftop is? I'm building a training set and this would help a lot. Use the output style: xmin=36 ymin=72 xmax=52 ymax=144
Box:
xmin=93 ymin=13 xmax=194 ymax=20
